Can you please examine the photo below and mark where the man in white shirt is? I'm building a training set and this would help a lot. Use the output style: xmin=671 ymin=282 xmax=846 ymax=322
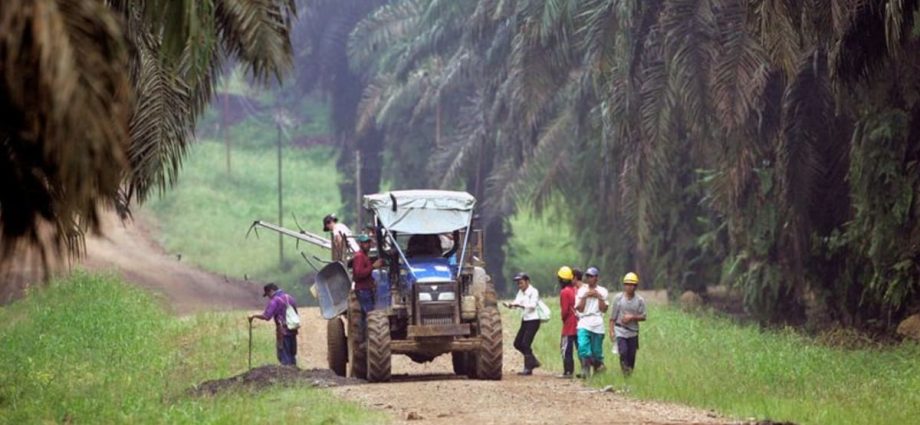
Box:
xmin=323 ymin=214 xmax=358 ymax=261
xmin=503 ymin=272 xmax=542 ymax=375
xmin=575 ymin=266 xmax=608 ymax=377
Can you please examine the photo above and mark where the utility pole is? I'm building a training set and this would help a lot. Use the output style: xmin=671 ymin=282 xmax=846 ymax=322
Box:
xmin=222 ymin=82 xmax=232 ymax=174
xmin=276 ymin=117 xmax=284 ymax=266
xmin=355 ymin=149 xmax=363 ymax=229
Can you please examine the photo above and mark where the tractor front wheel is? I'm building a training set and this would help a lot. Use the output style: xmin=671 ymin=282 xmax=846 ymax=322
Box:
xmin=366 ymin=310 xmax=392 ymax=382
xmin=474 ymin=306 xmax=502 ymax=380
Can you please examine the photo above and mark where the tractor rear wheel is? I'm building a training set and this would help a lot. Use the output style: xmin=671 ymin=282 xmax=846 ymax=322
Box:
xmin=366 ymin=310 xmax=392 ymax=382
xmin=474 ymin=306 xmax=502 ymax=380
xmin=347 ymin=293 xmax=367 ymax=379
xmin=327 ymin=317 xmax=347 ymax=377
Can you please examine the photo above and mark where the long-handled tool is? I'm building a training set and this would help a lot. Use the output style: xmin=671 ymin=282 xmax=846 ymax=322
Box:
xmin=248 ymin=319 xmax=253 ymax=370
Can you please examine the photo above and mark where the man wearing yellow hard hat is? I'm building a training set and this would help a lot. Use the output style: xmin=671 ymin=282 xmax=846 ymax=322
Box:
xmin=609 ymin=272 xmax=647 ymax=376
xmin=557 ymin=266 xmax=578 ymax=378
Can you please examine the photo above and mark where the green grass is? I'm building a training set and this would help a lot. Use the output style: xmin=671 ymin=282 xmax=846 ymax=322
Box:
xmin=146 ymin=141 xmax=342 ymax=302
xmin=503 ymin=210 xmax=580 ymax=296
xmin=520 ymin=298 xmax=920 ymax=425
xmin=0 ymin=272 xmax=384 ymax=424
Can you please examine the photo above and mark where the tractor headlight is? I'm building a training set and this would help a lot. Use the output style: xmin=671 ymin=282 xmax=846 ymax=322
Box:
xmin=437 ymin=292 xmax=455 ymax=301
xmin=418 ymin=292 xmax=433 ymax=301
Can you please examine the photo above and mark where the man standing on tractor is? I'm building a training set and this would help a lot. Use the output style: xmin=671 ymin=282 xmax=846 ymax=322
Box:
xmin=248 ymin=283 xmax=299 ymax=366
xmin=557 ymin=266 xmax=578 ymax=378
xmin=352 ymin=234 xmax=383 ymax=320
xmin=610 ymin=272 xmax=647 ymax=376
xmin=504 ymin=272 xmax=542 ymax=375
xmin=323 ymin=214 xmax=359 ymax=261
xmin=575 ymin=266 xmax=609 ymax=377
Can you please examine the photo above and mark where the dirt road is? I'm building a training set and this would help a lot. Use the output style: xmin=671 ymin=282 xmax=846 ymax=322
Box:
xmin=82 ymin=212 xmax=264 ymax=314
xmin=2 ymin=212 xmax=262 ymax=314
xmin=291 ymin=306 xmax=727 ymax=425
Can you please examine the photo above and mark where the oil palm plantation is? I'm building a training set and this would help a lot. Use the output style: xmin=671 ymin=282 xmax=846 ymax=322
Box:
xmin=348 ymin=0 xmax=920 ymax=330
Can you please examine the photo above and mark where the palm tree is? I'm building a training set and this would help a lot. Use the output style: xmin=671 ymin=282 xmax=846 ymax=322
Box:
xmin=1 ymin=0 xmax=294 ymax=266
xmin=346 ymin=0 xmax=920 ymax=327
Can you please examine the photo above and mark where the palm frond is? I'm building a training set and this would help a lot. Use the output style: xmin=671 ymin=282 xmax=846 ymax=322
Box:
xmin=832 ymin=0 xmax=920 ymax=85
xmin=712 ymin=0 xmax=770 ymax=131
xmin=431 ymin=92 xmax=489 ymax=188
xmin=348 ymin=0 xmax=427 ymax=71
xmin=214 ymin=0 xmax=294 ymax=81
xmin=0 ymin=0 xmax=132 ymax=258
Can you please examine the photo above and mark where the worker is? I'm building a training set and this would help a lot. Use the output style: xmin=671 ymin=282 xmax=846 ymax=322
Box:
xmin=248 ymin=283 xmax=299 ymax=366
xmin=609 ymin=272 xmax=647 ymax=376
xmin=571 ymin=267 xmax=585 ymax=373
xmin=503 ymin=272 xmax=542 ymax=375
xmin=575 ymin=266 xmax=609 ymax=377
xmin=352 ymin=234 xmax=383 ymax=326
xmin=557 ymin=266 xmax=578 ymax=378
xmin=323 ymin=214 xmax=359 ymax=261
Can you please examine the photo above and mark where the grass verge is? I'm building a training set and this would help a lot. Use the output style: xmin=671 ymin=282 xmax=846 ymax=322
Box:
xmin=0 ymin=272 xmax=384 ymax=424
xmin=518 ymin=297 xmax=920 ymax=425
xmin=503 ymin=210 xmax=579 ymax=295
xmin=146 ymin=141 xmax=342 ymax=302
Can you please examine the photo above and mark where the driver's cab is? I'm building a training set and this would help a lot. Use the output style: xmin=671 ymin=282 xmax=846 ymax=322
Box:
xmin=363 ymin=190 xmax=477 ymax=332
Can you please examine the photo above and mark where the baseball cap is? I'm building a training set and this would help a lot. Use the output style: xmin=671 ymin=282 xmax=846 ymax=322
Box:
xmin=262 ymin=282 xmax=279 ymax=297
xmin=585 ymin=267 xmax=599 ymax=276
xmin=356 ymin=234 xmax=372 ymax=243
xmin=512 ymin=272 xmax=530 ymax=281
xmin=322 ymin=214 xmax=337 ymax=229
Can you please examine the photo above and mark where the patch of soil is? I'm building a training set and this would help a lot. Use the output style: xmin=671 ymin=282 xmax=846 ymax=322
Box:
xmin=290 ymin=135 xmax=334 ymax=149
xmin=191 ymin=365 xmax=360 ymax=396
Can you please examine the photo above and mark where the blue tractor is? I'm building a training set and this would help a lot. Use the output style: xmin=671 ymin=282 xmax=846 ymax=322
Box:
xmin=315 ymin=190 xmax=502 ymax=382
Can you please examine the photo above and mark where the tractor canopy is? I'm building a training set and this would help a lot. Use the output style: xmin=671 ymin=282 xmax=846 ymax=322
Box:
xmin=363 ymin=190 xmax=475 ymax=234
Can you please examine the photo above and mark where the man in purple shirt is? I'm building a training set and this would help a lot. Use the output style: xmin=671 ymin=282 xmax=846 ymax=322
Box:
xmin=248 ymin=283 xmax=299 ymax=366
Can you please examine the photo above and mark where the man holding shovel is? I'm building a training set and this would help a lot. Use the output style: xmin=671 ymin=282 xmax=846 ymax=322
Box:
xmin=248 ymin=283 xmax=299 ymax=366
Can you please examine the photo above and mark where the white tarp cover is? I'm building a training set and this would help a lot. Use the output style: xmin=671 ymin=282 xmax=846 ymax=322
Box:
xmin=363 ymin=190 xmax=475 ymax=234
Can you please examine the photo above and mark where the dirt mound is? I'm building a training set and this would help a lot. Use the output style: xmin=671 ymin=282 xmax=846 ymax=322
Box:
xmin=191 ymin=365 xmax=360 ymax=396
xmin=897 ymin=314 xmax=920 ymax=341
xmin=680 ymin=290 xmax=704 ymax=310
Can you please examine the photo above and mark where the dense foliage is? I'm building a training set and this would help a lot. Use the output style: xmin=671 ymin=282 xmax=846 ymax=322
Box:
xmin=0 ymin=0 xmax=294 ymax=263
xmin=343 ymin=0 xmax=920 ymax=330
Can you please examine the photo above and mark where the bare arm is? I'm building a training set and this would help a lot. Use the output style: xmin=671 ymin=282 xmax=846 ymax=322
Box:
xmin=248 ymin=314 xmax=268 ymax=322
xmin=575 ymin=294 xmax=587 ymax=312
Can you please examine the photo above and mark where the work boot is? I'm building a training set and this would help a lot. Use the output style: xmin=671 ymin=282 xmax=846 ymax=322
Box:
xmin=516 ymin=369 xmax=533 ymax=376
xmin=578 ymin=358 xmax=592 ymax=379
xmin=594 ymin=362 xmax=607 ymax=374
xmin=524 ymin=354 xmax=540 ymax=370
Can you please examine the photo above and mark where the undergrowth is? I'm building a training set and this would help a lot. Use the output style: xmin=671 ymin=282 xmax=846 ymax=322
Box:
xmin=519 ymin=296 xmax=920 ymax=425
xmin=0 ymin=272 xmax=383 ymax=424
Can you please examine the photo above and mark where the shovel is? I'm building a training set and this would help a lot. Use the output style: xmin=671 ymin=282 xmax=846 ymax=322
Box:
xmin=248 ymin=319 xmax=253 ymax=370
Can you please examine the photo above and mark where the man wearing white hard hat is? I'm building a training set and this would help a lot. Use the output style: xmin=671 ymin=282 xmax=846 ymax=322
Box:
xmin=609 ymin=272 xmax=646 ymax=376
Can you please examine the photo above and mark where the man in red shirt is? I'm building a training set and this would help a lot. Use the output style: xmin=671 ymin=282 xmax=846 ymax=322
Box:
xmin=557 ymin=266 xmax=578 ymax=378
xmin=352 ymin=234 xmax=383 ymax=321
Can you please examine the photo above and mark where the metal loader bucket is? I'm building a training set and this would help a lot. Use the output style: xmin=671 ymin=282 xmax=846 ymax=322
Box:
xmin=314 ymin=262 xmax=351 ymax=319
